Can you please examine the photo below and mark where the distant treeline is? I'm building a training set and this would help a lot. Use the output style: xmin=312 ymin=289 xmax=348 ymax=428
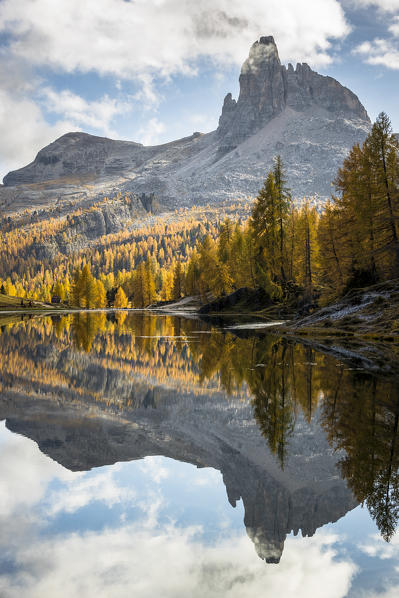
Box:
xmin=0 ymin=202 xmax=250 ymax=306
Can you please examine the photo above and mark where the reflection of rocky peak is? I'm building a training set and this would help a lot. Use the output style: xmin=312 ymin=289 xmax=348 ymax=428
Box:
xmin=220 ymin=411 xmax=357 ymax=563
xmin=217 ymin=36 xmax=369 ymax=154
xmin=0 ymin=319 xmax=358 ymax=563
xmin=0 ymin=383 xmax=357 ymax=564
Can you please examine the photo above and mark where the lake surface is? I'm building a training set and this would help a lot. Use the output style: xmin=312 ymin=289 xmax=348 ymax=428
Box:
xmin=0 ymin=311 xmax=399 ymax=597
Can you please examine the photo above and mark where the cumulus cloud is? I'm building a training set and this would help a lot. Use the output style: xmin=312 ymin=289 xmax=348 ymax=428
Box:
xmin=0 ymin=422 xmax=72 ymax=518
xmin=41 ymin=88 xmax=130 ymax=136
xmin=0 ymin=0 xmax=350 ymax=75
xmin=389 ymin=16 xmax=399 ymax=37
xmin=0 ymin=80 xmax=79 ymax=176
xmin=363 ymin=589 xmax=399 ymax=598
xmin=358 ymin=532 xmax=399 ymax=560
xmin=137 ymin=117 xmax=166 ymax=145
xmin=0 ymin=525 xmax=357 ymax=598
xmin=133 ymin=74 xmax=164 ymax=109
xmin=354 ymin=38 xmax=399 ymax=68
xmin=139 ymin=456 xmax=171 ymax=483
xmin=353 ymin=533 xmax=399 ymax=598
xmin=352 ymin=3 xmax=399 ymax=70
xmin=47 ymin=466 xmax=135 ymax=516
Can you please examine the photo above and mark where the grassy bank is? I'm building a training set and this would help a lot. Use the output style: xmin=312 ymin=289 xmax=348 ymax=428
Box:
xmin=0 ymin=293 xmax=69 ymax=312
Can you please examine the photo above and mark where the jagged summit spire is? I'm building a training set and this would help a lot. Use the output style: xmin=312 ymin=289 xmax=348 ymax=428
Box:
xmin=259 ymin=35 xmax=276 ymax=45
xmin=217 ymin=35 xmax=370 ymax=154
xmin=241 ymin=35 xmax=281 ymax=78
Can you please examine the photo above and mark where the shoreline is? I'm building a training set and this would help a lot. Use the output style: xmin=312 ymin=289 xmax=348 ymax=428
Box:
xmin=2 ymin=285 xmax=398 ymax=377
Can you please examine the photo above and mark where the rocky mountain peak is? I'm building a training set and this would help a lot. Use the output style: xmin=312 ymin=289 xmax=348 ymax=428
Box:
xmin=1 ymin=36 xmax=372 ymax=206
xmin=259 ymin=35 xmax=277 ymax=45
xmin=217 ymin=35 xmax=370 ymax=154
xmin=241 ymin=35 xmax=280 ymax=74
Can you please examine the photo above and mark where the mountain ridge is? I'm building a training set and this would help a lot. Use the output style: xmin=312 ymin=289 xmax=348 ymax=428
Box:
xmin=1 ymin=36 xmax=371 ymax=211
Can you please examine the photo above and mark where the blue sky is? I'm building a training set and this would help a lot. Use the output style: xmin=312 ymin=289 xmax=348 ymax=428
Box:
xmin=0 ymin=0 xmax=398 ymax=179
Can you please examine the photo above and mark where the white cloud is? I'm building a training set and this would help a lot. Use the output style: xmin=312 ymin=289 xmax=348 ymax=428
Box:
xmin=0 ymin=0 xmax=350 ymax=75
xmin=0 ymin=525 xmax=357 ymax=598
xmin=139 ymin=456 xmax=170 ymax=483
xmin=41 ymin=88 xmax=130 ymax=136
xmin=0 ymin=422 xmax=72 ymax=518
xmin=137 ymin=117 xmax=166 ymax=145
xmin=352 ymin=534 xmax=399 ymax=598
xmin=133 ymin=74 xmax=163 ymax=109
xmin=0 ymin=88 xmax=73 ymax=175
xmin=364 ymin=589 xmax=399 ymax=598
xmin=358 ymin=532 xmax=399 ymax=560
xmin=47 ymin=466 xmax=135 ymax=516
xmin=354 ymin=38 xmax=399 ymax=69
xmin=0 ymin=422 xmax=132 ymax=520
xmin=352 ymin=4 xmax=399 ymax=70
xmin=389 ymin=16 xmax=399 ymax=37
xmin=189 ymin=112 xmax=219 ymax=132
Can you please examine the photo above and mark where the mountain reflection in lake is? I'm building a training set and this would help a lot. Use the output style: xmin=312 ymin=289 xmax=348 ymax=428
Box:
xmin=1 ymin=312 xmax=399 ymax=597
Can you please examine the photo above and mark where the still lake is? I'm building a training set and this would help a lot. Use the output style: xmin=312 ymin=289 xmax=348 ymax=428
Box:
xmin=0 ymin=311 xmax=398 ymax=597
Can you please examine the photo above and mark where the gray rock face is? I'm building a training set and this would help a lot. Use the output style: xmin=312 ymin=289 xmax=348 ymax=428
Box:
xmin=2 ymin=36 xmax=371 ymax=208
xmin=3 ymin=131 xmax=148 ymax=186
xmin=217 ymin=36 xmax=286 ymax=152
xmin=216 ymin=36 xmax=369 ymax=154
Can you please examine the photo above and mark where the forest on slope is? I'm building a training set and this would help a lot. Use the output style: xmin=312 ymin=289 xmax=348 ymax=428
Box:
xmin=0 ymin=112 xmax=398 ymax=313
xmin=175 ymin=112 xmax=399 ymax=309
xmin=0 ymin=201 xmax=251 ymax=305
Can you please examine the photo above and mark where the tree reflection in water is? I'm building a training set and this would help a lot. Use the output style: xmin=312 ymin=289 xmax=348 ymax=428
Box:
xmin=196 ymin=330 xmax=399 ymax=542
xmin=1 ymin=311 xmax=399 ymax=543
xmin=68 ymin=313 xmax=399 ymax=541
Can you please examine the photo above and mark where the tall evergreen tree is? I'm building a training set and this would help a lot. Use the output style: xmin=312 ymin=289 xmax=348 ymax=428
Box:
xmin=172 ymin=261 xmax=184 ymax=300
xmin=273 ymin=155 xmax=292 ymax=283
xmin=132 ymin=262 xmax=146 ymax=307
xmin=364 ymin=112 xmax=399 ymax=277
xmin=185 ymin=250 xmax=201 ymax=296
xmin=114 ymin=286 xmax=128 ymax=308
xmin=144 ymin=259 xmax=156 ymax=305
xmin=250 ymin=160 xmax=292 ymax=297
